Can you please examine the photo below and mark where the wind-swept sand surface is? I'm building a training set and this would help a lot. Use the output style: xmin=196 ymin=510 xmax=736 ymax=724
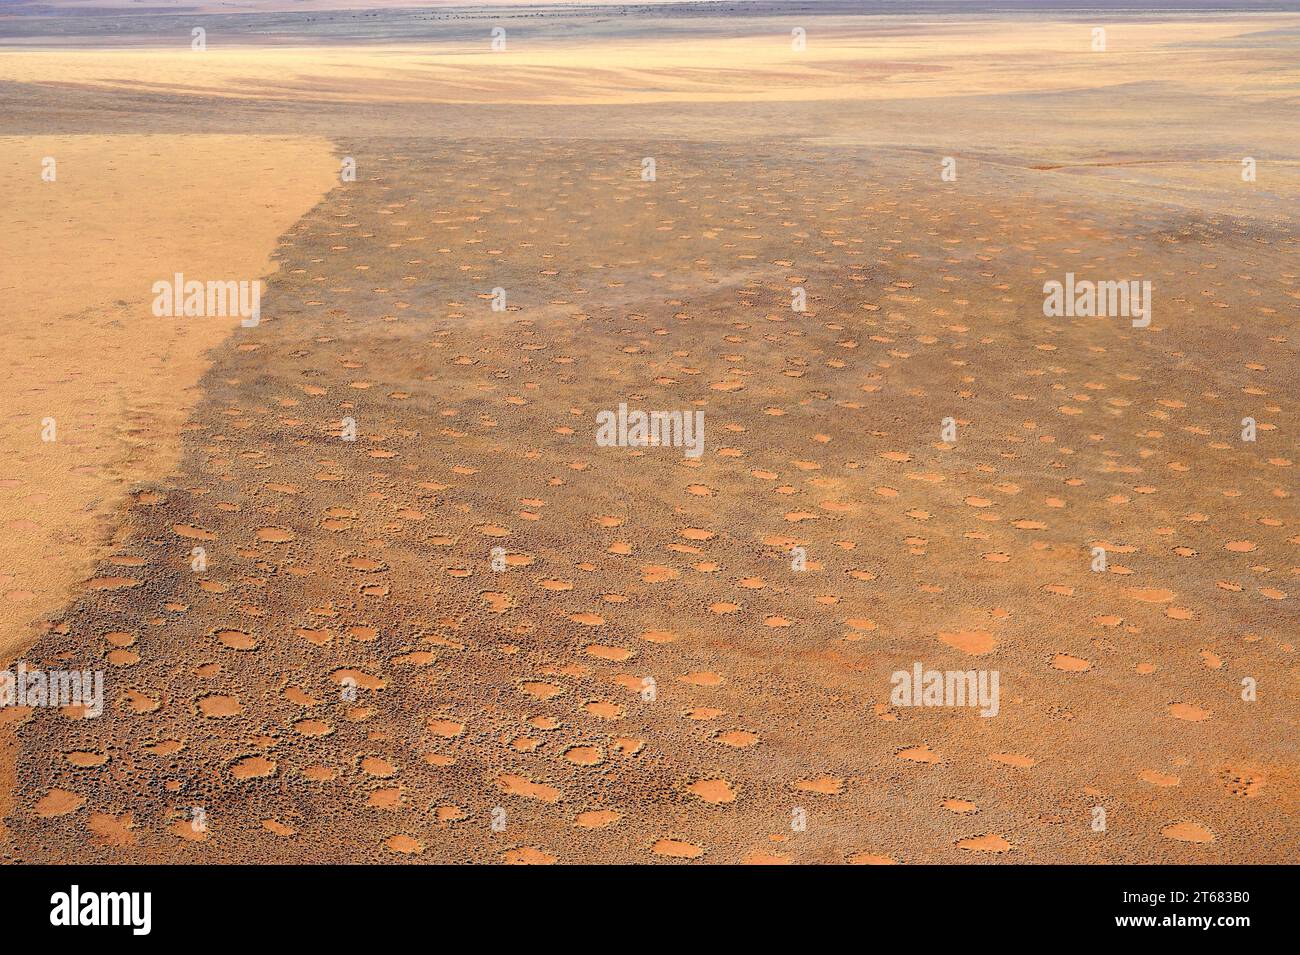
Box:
xmin=0 ymin=4 xmax=1295 ymax=863
xmin=1 ymin=17 xmax=1296 ymax=106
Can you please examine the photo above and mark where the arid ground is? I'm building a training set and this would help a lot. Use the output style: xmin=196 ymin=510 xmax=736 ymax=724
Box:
xmin=0 ymin=1 xmax=1295 ymax=863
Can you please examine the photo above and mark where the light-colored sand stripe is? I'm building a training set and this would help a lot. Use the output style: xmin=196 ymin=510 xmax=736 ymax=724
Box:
xmin=0 ymin=134 xmax=336 ymax=660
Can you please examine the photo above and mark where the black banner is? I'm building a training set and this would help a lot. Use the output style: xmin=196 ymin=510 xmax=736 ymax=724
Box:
xmin=6 ymin=864 xmax=1284 ymax=941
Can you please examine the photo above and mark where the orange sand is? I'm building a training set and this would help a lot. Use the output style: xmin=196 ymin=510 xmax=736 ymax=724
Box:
xmin=0 ymin=135 xmax=336 ymax=659
xmin=0 ymin=135 xmax=334 ymax=839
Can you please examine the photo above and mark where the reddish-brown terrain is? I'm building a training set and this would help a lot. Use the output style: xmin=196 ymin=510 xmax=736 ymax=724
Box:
xmin=1 ymin=3 xmax=1295 ymax=863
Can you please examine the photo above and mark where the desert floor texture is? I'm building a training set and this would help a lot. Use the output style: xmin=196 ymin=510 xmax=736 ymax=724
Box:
xmin=0 ymin=1 xmax=1296 ymax=864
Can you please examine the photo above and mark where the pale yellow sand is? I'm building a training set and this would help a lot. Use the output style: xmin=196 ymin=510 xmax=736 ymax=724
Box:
xmin=0 ymin=134 xmax=336 ymax=661
xmin=2 ymin=18 xmax=1296 ymax=105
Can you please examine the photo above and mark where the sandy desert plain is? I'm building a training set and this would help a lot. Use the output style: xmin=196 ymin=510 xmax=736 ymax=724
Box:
xmin=0 ymin=0 xmax=1296 ymax=864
